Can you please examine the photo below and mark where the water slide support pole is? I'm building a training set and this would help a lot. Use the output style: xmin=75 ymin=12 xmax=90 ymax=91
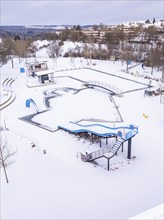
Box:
xmin=127 ymin=138 xmax=132 ymax=159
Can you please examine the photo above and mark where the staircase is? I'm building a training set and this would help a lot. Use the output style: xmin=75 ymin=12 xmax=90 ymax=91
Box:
xmin=110 ymin=140 xmax=123 ymax=155
xmin=81 ymin=139 xmax=124 ymax=162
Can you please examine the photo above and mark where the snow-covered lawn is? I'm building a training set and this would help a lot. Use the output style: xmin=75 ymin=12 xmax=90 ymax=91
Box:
xmin=0 ymin=42 xmax=163 ymax=219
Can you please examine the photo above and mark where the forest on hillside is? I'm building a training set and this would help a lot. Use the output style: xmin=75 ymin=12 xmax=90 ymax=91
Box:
xmin=0 ymin=22 xmax=164 ymax=74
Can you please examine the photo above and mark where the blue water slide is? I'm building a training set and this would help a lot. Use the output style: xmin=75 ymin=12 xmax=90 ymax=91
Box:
xmin=70 ymin=121 xmax=132 ymax=131
xmin=58 ymin=121 xmax=138 ymax=140
xmin=25 ymin=99 xmax=40 ymax=113
xmin=58 ymin=123 xmax=113 ymax=137
xmin=77 ymin=122 xmax=138 ymax=140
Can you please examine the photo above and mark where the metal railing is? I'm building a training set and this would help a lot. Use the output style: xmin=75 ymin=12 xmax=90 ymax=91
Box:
xmin=81 ymin=140 xmax=123 ymax=162
xmin=83 ymin=80 xmax=123 ymax=97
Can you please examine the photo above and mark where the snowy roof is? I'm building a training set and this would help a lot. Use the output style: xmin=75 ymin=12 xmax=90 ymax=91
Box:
xmin=26 ymin=61 xmax=48 ymax=66
xmin=35 ymin=69 xmax=55 ymax=76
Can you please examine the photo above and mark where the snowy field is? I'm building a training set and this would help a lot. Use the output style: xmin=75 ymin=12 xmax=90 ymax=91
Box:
xmin=0 ymin=42 xmax=163 ymax=219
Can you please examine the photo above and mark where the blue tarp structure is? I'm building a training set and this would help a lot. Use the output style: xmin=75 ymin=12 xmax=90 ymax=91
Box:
xmin=20 ymin=68 xmax=25 ymax=73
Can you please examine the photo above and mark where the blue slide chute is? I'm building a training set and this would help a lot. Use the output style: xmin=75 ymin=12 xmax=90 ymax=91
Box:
xmin=26 ymin=99 xmax=40 ymax=113
xmin=58 ymin=121 xmax=138 ymax=140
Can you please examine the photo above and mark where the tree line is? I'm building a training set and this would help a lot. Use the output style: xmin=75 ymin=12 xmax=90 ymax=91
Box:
xmin=1 ymin=24 xmax=164 ymax=73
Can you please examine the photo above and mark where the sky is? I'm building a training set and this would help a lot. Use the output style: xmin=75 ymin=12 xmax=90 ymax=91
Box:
xmin=1 ymin=0 xmax=164 ymax=26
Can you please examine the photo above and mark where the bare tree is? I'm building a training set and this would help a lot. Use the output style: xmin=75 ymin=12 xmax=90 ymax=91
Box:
xmin=82 ymin=40 xmax=95 ymax=65
xmin=14 ymin=39 xmax=31 ymax=63
xmin=144 ymin=47 xmax=163 ymax=75
xmin=2 ymin=38 xmax=15 ymax=68
xmin=0 ymin=136 xmax=16 ymax=183
xmin=120 ymin=44 xmax=135 ymax=72
xmin=2 ymin=37 xmax=32 ymax=67
xmin=47 ymin=41 xmax=61 ymax=66
xmin=145 ymin=26 xmax=158 ymax=42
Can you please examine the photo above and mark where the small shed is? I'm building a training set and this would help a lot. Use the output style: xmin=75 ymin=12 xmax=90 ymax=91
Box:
xmin=35 ymin=69 xmax=55 ymax=84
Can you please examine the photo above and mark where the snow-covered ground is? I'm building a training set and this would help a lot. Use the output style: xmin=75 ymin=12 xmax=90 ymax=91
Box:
xmin=0 ymin=41 xmax=163 ymax=219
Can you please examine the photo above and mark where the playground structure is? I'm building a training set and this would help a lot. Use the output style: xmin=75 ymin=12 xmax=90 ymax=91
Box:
xmin=58 ymin=122 xmax=138 ymax=171
xmin=25 ymin=99 xmax=41 ymax=113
